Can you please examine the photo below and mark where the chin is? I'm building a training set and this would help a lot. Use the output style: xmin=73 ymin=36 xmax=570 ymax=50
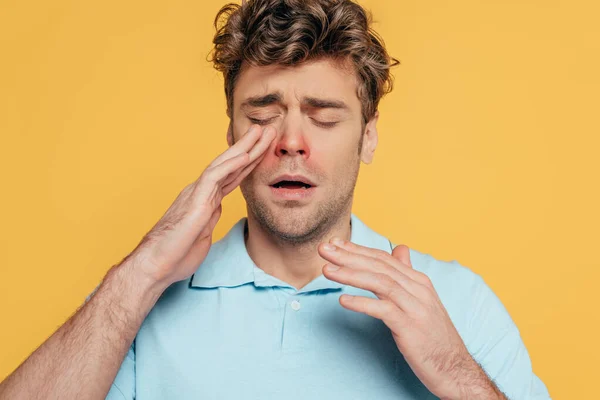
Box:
xmin=255 ymin=202 xmax=324 ymax=243
xmin=272 ymin=207 xmax=315 ymax=231
xmin=241 ymin=180 xmax=352 ymax=244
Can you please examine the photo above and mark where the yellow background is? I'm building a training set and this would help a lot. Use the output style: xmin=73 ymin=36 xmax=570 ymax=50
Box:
xmin=1 ymin=0 xmax=598 ymax=397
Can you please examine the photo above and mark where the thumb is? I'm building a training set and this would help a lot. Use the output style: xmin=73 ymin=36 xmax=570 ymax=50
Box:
xmin=392 ymin=244 xmax=413 ymax=268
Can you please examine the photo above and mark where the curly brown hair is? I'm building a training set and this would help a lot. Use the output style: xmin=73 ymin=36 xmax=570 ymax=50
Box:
xmin=209 ymin=0 xmax=399 ymax=123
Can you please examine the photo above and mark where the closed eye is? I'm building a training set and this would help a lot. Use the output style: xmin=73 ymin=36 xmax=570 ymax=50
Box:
xmin=311 ymin=118 xmax=338 ymax=128
xmin=248 ymin=116 xmax=338 ymax=128
xmin=248 ymin=116 xmax=277 ymax=125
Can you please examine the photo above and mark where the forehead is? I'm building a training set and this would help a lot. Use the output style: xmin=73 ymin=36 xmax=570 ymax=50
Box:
xmin=233 ymin=58 xmax=361 ymax=109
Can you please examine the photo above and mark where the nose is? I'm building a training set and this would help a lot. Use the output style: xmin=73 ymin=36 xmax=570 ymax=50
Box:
xmin=274 ymin=116 xmax=310 ymax=159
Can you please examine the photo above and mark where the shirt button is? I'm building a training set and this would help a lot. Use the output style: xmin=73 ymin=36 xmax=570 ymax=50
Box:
xmin=290 ymin=300 xmax=301 ymax=311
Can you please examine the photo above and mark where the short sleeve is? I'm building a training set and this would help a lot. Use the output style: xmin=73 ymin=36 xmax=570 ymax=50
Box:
xmin=467 ymin=275 xmax=551 ymax=399
xmin=84 ymin=284 xmax=136 ymax=399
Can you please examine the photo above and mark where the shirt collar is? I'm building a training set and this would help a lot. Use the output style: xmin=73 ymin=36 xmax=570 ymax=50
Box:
xmin=189 ymin=213 xmax=394 ymax=293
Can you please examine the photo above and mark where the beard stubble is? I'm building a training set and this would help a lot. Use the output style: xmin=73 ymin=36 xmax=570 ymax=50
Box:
xmin=240 ymin=156 xmax=361 ymax=246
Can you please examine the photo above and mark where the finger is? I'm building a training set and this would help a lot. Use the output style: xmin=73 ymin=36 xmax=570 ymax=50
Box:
xmin=209 ymin=125 xmax=262 ymax=168
xmin=330 ymin=239 xmax=428 ymax=286
xmin=201 ymin=152 xmax=251 ymax=188
xmin=323 ymin=263 xmax=417 ymax=309
xmin=319 ymin=243 xmax=419 ymax=296
xmin=221 ymin=150 xmax=266 ymax=195
xmin=218 ymin=126 xmax=272 ymax=188
xmin=246 ymin=126 xmax=276 ymax=163
xmin=221 ymin=143 xmax=266 ymax=187
xmin=392 ymin=244 xmax=412 ymax=268
xmin=339 ymin=295 xmax=400 ymax=322
xmin=219 ymin=126 xmax=274 ymax=194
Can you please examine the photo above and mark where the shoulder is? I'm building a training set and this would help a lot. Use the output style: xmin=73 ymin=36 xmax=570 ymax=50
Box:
xmin=403 ymin=247 xmax=492 ymax=339
xmin=406 ymin=246 xmax=484 ymax=302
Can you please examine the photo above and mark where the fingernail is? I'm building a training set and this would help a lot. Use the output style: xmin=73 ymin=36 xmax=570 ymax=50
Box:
xmin=341 ymin=294 xmax=353 ymax=302
xmin=325 ymin=264 xmax=340 ymax=272
xmin=331 ymin=237 xmax=345 ymax=247
xmin=323 ymin=243 xmax=336 ymax=252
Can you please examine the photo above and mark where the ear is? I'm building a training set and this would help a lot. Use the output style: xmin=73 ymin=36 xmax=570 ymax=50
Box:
xmin=360 ymin=110 xmax=379 ymax=164
xmin=227 ymin=122 xmax=234 ymax=147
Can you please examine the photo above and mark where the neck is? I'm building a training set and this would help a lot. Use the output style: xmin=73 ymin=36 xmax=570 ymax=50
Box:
xmin=244 ymin=210 xmax=353 ymax=290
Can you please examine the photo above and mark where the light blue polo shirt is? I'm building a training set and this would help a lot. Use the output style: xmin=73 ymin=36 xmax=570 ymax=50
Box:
xmin=102 ymin=214 xmax=550 ymax=399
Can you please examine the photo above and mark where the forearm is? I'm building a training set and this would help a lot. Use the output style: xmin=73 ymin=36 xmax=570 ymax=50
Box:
xmin=0 ymin=259 xmax=165 ymax=400
xmin=442 ymin=359 xmax=508 ymax=400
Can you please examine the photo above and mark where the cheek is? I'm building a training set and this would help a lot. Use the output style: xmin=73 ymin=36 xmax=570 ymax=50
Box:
xmin=314 ymin=134 xmax=360 ymax=164
xmin=309 ymin=145 xmax=352 ymax=182
xmin=255 ymin=153 xmax=278 ymax=172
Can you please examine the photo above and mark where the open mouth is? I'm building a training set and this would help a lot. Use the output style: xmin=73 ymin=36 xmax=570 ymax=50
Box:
xmin=271 ymin=180 xmax=313 ymax=189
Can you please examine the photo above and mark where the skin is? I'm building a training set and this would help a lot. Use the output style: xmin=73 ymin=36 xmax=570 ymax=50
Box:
xmin=229 ymin=57 xmax=507 ymax=399
xmin=320 ymin=240 xmax=508 ymax=399
xmin=0 ymin=57 xmax=506 ymax=399
xmin=0 ymin=118 xmax=277 ymax=399
xmin=229 ymin=58 xmax=378 ymax=289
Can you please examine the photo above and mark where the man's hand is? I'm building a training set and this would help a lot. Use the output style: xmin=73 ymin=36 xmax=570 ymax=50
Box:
xmin=318 ymin=238 xmax=507 ymax=400
xmin=124 ymin=124 xmax=275 ymax=290
xmin=0 ymin=124 xmax=276 ymax=400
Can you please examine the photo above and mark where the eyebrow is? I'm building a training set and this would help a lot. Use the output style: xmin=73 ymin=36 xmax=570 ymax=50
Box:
xmin=240 ymin=92 xmax=349 ymax=111
xmin=303 ymin=96 xmax=349 ymax=110
xmin=240 ymin=93 xmax=283 ymax=109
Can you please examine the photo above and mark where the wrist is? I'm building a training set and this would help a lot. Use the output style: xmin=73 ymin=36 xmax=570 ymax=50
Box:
xmin=439 ymin=360 xmax=505 ymax=400
xmin=102 ymin=257 xmax=167 ymax=320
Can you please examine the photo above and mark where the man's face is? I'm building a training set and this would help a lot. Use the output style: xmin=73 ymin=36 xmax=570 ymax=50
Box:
xmin=230 ymin=58 xmax=378 ymax=243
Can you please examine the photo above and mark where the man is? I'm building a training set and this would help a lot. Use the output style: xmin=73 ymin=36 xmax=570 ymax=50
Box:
xmin=0 ymin=0 xmax=551 ymax=399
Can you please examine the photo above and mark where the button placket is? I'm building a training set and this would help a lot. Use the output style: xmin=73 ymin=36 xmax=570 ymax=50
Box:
xmin=280 ymin=295 xmax=313 ymax=354
xmin=290 ymin=299 xmax=301 ymax=311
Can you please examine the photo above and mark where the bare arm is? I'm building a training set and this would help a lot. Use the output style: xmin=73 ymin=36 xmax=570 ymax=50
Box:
xmin=0 ymin=258 xmax=165 ymax=400
xmin=446 ymin=360 xmax=508 ymax=400
xmin=0 ymin=124 xmax=275 ymax=400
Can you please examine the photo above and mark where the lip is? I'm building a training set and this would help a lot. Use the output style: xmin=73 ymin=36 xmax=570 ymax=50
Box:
xmin=268 ymin=174 xmax=317 ymax=187
xmin=269 ymin=185 xmax=316 ymax=200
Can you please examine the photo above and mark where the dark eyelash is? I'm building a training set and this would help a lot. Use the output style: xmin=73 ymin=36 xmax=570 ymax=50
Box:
xmin=312 ymin=119 xmax=338 ymax=128
xmin=248 ymin=117 xmax=275 ymax=125
xmin=248 ymin=116 xmax=338 ymax=128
